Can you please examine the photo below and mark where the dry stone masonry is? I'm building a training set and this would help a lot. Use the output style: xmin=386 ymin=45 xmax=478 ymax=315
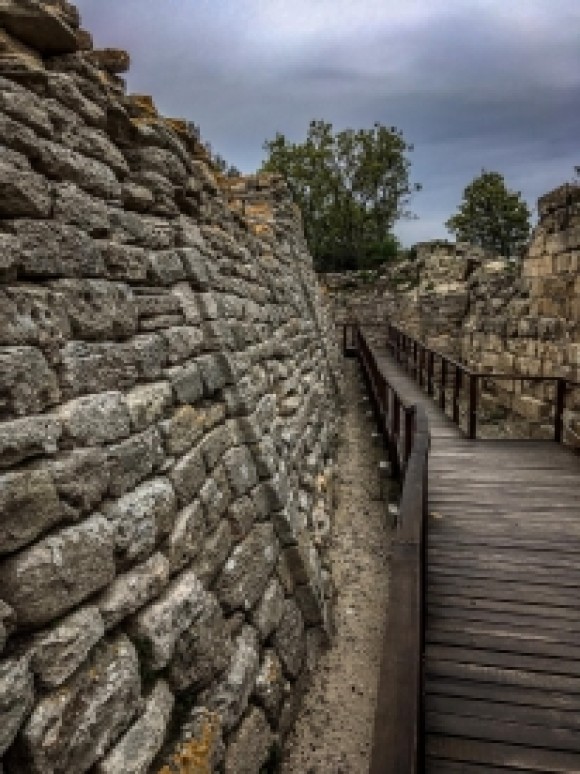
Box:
xmin=0 ymin=2 xmax=342 ymax=771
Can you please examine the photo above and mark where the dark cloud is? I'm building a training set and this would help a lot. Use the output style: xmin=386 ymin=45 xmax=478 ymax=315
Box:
xmin=74 ymin=0 xmax=580 ymax=244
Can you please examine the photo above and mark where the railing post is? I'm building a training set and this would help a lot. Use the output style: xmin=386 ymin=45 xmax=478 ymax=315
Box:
xmin=427 ymin=352 xmax=434 ymax=396
xmin=404 ymin=408 xmax=414 ymax=466
xmin=468 ymin=374 xmax=477 ymax=440
xmin=555 ymin=378 xmax=566 ymax=443
xmin=418 ymin=346 xmax=424 ymax=388
xmin=440 ymin=359 xmax=447 ymax=412
xmin=453 ymin=366 xmax=461 ymax=425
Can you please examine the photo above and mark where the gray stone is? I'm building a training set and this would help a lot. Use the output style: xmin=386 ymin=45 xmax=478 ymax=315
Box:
xmin=58 ymin=392 xmax=131 ymax=445
xmin=107 ymin=427 xmax=164 ymax=497
xmin=254 ymin=650 xmax=287 ymax=725
xmin=160 ymin=707 xmax=224 ymax=773
xmin=207 ymin=625 xmax=260 ymax=732
xmin=105 ymin=477 xmax=176 ymax=563
xmin=191 ymin=521 xmax=234 ymax=586
xmin=0 ymin=285 xmax=71 ymax=349
xmin=147 ymin=250 xmax=186 ymax=285
xmin=178 ymin=247 xmax=211 ymax=289
xmin=28 ymin=606 xmax=105 ymax=688
xmin=35 ymin=138 xmax=121 ymax=199
xmin=165 ymin=362 xmax=204 ymax=405
xmin=0 ymin=414 xmax=62 ymax=468
xmin=53 ymin=182 xmax=111 ymax=236
xmin=196 ymin=353 xmax=228 ymax=395
xmin=104 ymin=243 xmax=149 ymax=282
xmin=274 ymin=599 xmax=305 ymax=679
xmin=0 ymin=600 xmax=15 ymax=654
xmin=0 ymin=346 xmax=60 ymax=417
xmin=0 ymin=656 xmax=34 ymax=756
xmin=131 ymin=569 xmax=207 ymax=670
xmin=0 ymin=467 xmax=62 ymax=554
xmin=20 ymin=635 xmax=140 ymax=774
xmin=223 ymin=445 xmax=258 ymax=497
xmin=171 ymin=282 xmax=202 ymax=324
xmin=161 ymin=325 xmax=205 ymax=365
xmin=197 ymin=292 xmax=221 ymax=320
xmin=165 ymin=500 xmax=205 ymax=573
xmin=0 ymin=232 xmax=20 ymax=282
xmin=14 ymin=220 xmax=106 ymax=279
xmin=224 ymin=706 xmax=274 ymax=774
xmin=0 ymin=515 xmax=116 ymax=627
xmin=215 ymin=523 xmax=278 ymax=613
xmin=169 ymin=591 xmax=232 ymax=691
xmin=170 ymin=446 xmax=207 ymax=506
xmin=97 ymin=553 xmax=170 ymax=630
xmin=0 ymin=154 xmax=51 ymax=217
xmin=125 ymin=381 xmax=172 ymax=432
xmin=227 ymin=495 xmax=256 ymax=541
xmin=199 ymin=423 xmax=238 ymax=470
xmin=161 ymin=405 xmax=206 ymax=457
xmin=252 ymin=578 xmax=285 ymax=641
xmin=95 ymin=680 xmax=174 ymax=774
xmin=199 ymin=467 xmax=232 ymax=528
xmin=51 ymin=279 xmax=138 ymax=340
xmin=49 ymin=448 xmax=111 ymax=520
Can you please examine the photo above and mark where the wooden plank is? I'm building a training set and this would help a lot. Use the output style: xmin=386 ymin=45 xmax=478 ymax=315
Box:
xmin=427 ymin=736 xmax=580 ymax=772
xmin=426 ymin=660 xmax=580 ymax=693
xmin=426 ymin=678 xmax=580 ymax=712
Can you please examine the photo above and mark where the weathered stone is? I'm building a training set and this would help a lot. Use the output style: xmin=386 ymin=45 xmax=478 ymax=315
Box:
xmin=215 ymin=523 xmax=278 ymax=613
xmin=169 ymin=591 xmax=232 ymax=691
xmin=0 ymin=285 xmax=71 ymax=348
xmin=0 ymin=414 xmax=61 ymax=468
xmin=49 ymin=447 xmax=111 ymax=520
xmin=0 ymin=515 xmax=116 ymax=627
xmin=161 ymin=325 xmax=205 ymax=365
xmin=276 ymin=551 xmax=295 ymax=595
xmin=87 ymin=47 xmax=131 ymax=74
xmin=0 ymin=346 xmax=60 ymax=417
xmin=227 ymin=494 xmax=256 ymax=540
xmin=0 ymin=600 xmax=15 ymax=654
xmin=196 ymin=353 xmax=228 ymax=395
xmin=125 ymin=380 xmax=172 ymax=432
xmin=105 ymin=477 xmax=176 ymax=562
xmin=0 ymin=655 xmax=34 ymax=756
xmin=198 ymin=466 xmax=232 ymax=528
xmin=252 ymin=578 xmax=285 ymax=641
xmin=107 ymin=427 xmax=164 ymax=497
xmin=191 ymin=521 xmax=234 ymax=586
xmin=165 ymin=499 xmax=205 ymax=573
xmin=19 ymin=635 xmax=141 ymax=774
xmin=160 ymin=707 xmax=224 ymax=774
xmin=131 ymin=569 xmax=207 ymax=670
xmin=148 ymin=250 xmax=186 ymax=286
xmin=0 ymin=2 xmax=78 ymax=55
xmin=95 ymin=680 xmax=174 ymax=774
xmin=28 ymin=606 xmax=105 ymax=688
xmin=13 ymin=220 xmax=106 ymax=278
xmin=207 ymin=625 xmax=260 ymax=732
xmin=161 ymin=405 xmax=206 ymax=456
xmin=165 ymin=362 xmax=204 ymax=405
xmin=254 ymin=650 xmax=287 ymax=726
xmin=53 ymin=182 xmax=111 ymax=236
xmin=51 ymin=279 xmax=138 ymax=340
xmin=199 ymin=422 xmax=238 ymax=470
xmin=223 ymin=445 xmax=259 ymax=497
xmin=104 ymin=243 xmax=149 ymax=282
xmin=97 ymin=552 xmax=169 ymax=630
xmin=273 ymin=599 xmax=305 ymax=679
xmin=0 ymin=152 xmax=51 ymax=217
xmin=58 ymin=392 xmax=131 ymax=445
xmin=0 ymin=467 xmax=62 ymax=554
xmin=169 ymin=445 xmax=207 ymax=506
xmin=224 ymin=706 xmax=274 ymax=774
xmin=0 ymin=232 xmax=20 ymax=282
xmin=34 ymin=138 xmax=121 ymax=199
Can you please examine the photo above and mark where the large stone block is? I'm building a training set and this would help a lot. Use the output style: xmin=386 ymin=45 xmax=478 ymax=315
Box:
xmin=169 ymin=445 xmax=207 ymax=506
xmin=0 ymin=151 xmax=51 ymax=217
xmin=223 ymin=445 xmax=258 ymax=497
xmin=18 ymin=635 xmax=141 ymax=774
xmin=105 ymin=477 xmax=176 ymax=563
xmin=0 ymin=284 xmax=71 ymax=349
xmin=0 ymin=600 xmax=15 ymax=654
xmin=13 ymin=220 xmax=106 ymax=279
xmin=199 ymin=466 xmax=232 ymax=528
xmin=34 ymin=139 xmax=121 ymax=199
xmin=49 ymin=448 xmax=111 ymax=520
xmin=224 ymin=706 xmax=273 ymax=774
xmin=0 ymin=467 xmax=62 ymax=554
xmin=273 ymin=599 xmax=305 ymax=679
xmin=0 ymin=655 xmax=34 ymax=756
xmin=0 ymin=346 xmax=60 ymax=417
xmin=0 ymin=515 xmax=116 ymax=627
xmin=95 ymin=679 xmax=174 ymax=774
xmin=252 ymin=578 xmax=285 ymax=641
xmin=51 ymin=279 xmax=138 ymax=341
xmin=27 ymin=606 xmax=105 ymax=688
xmin=58 ymin=392 xmax=131 ymax=445
xmin=53 ymin=182 xmax=111 ymax=237
xmin=215 ymin=523 xmax=278 ymax=613
xmin=125 ymin=380 xmax=172 ymax=432
xmin=254 ymin=649 xmax=287 ymax=726
xmin=107 ymin=427 xmax=164 ymax=497
xmin=165 ymin=499 xmax=205 ymax=573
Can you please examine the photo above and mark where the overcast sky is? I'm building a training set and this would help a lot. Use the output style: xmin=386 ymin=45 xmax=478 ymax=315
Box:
xmin=75 ymin=0 xmax=580 ymax=245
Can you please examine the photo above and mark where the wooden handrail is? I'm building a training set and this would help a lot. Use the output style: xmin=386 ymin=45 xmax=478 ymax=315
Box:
xmin=347 ymin=323 xmax=429 ymax=774
xmin=387 ymin=322 xmax=580 ymax=442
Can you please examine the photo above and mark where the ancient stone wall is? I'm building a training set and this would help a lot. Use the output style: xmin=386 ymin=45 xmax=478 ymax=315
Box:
xmin=0 ymin=3 xmax=341 ymax=772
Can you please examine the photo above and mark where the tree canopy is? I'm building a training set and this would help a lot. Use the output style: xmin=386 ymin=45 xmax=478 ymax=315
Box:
xmin=261 ymin=120 xmax=420 ymax=271
xmin=445 ymin=170 xmax=531 ymax=258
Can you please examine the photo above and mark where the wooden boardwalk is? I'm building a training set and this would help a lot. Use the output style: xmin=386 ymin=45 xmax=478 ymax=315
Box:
xmin=377 ymin=346 xmax=580 ymax=773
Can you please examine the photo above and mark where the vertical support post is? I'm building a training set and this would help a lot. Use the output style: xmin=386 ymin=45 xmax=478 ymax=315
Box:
xmin=404 ymin=408 xmax=414 ymax=466
xmin=468 ymin=374 xmax=477 ymax=440
xmin=418 ymin=346 xmax=424 ymax=388
xmin=427 ymin=352 xmax=434 ymax=397
xmin=453 ymin=366 xmax=461 ymax=425
xmin=440 ymin=359 xmax=447 ymax=412
xmin=555 ymin=378 xmax=566 ymax=443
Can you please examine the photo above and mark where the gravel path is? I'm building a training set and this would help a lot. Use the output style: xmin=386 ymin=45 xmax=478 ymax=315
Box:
xmin=281 ymin=359 xmax=392 ymax=774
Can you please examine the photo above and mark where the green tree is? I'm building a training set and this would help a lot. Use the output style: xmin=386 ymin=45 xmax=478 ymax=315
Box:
xmin=262 ymin=120 xmax=420 ymax=271
xmin=445 ymin=170 xmax=531 ymax=258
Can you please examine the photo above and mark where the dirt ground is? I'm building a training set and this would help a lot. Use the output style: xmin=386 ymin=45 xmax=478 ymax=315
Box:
xmin=281 ymin=360 xmax=392 ymax=774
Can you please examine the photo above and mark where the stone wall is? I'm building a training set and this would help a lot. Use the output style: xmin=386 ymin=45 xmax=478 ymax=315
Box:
xmin=0 ymin=3 xmax=341 ymax=772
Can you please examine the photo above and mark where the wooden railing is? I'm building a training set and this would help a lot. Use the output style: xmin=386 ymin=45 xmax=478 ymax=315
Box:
xmin=346 ymin=324 xmax=429 ymax=774
xmin=387 ymin=323 xmax=580 ymax=443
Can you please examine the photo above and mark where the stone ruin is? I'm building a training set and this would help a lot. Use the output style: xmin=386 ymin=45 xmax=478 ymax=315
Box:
xmin=0 ymin=2 xmax=343 ymax=771
xmin=325 ymin=184 xmax=580 ymax=442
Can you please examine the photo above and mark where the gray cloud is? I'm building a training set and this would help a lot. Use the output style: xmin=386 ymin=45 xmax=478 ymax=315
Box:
xmin=74 ymin=0 xmax=580 ymax=244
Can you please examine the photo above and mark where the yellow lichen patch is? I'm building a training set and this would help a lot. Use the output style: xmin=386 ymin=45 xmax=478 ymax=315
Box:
xmin=164 ymin=117 xmax=189 ymax=137
xmin=157 ymin=712 xmax=221 ymax=774
xmin=127 ymin=94 xmax=158 ymax=119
